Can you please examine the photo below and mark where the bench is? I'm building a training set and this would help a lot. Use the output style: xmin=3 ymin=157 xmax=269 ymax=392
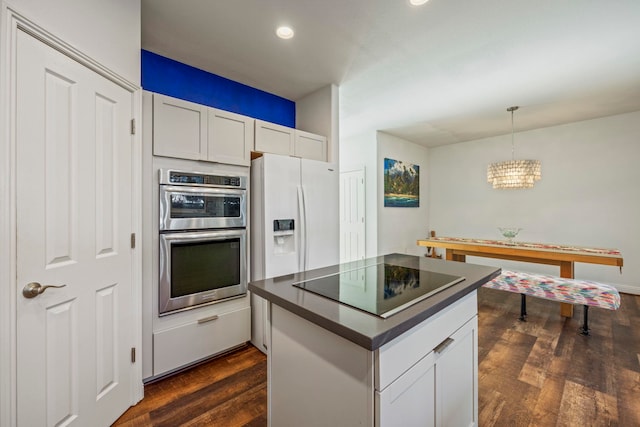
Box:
xmin=483 ymin=270 xmax=621 ymax=335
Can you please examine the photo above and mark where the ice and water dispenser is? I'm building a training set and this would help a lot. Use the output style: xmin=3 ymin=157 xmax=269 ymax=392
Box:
xmin=273 ymin=219 xmax=295 ymax=254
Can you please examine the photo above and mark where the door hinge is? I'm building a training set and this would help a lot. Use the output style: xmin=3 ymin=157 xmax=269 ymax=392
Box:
xmin=131 ymin=347 xmax=136 ymax=363
xmin=130 ymin=118 xmax=136 ymax=135
xmin=130 ymin=233 xmax=136 ymax=249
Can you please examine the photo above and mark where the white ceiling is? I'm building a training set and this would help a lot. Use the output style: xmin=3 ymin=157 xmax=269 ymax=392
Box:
xmin=142 ymin=0 xmax=640 ymax=147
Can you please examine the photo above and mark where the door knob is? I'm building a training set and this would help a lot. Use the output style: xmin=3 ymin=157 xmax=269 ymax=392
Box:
xmin=22 ymin=282 xmax=66 ymax=299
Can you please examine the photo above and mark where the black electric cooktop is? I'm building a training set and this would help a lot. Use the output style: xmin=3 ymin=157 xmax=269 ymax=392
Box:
xmin=292 ymin=263 xmax=465 ymax=318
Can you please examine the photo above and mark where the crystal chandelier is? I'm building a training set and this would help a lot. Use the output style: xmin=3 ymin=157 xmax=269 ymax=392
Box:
xmin=487 ymin=106 xmax=541 ymax=189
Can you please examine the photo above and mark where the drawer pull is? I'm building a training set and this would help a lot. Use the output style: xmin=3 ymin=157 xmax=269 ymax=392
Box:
xmin=197 ymin=315 xmax=219 ymax=324
xmin=434 ymin=337 xmax=454 ymax=354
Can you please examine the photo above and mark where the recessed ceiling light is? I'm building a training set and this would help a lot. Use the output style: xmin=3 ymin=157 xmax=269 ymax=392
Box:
xmin=276 ymin=26 xmax=294 ymax=39
xmin=409 ymin=0 xmax=429 ymax=5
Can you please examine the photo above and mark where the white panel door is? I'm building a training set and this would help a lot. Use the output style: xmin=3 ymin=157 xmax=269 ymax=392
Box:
xmin=301 ymin=159 xmax=339 ymax=270
xmin=339 ymin=169 xmax=366 ymax=262
xmin=16 ymin=29 xmax=133 ymax=426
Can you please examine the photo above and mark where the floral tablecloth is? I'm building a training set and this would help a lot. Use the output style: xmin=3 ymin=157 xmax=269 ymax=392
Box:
xmin=429 ymin=236 xmax=621 ymax=257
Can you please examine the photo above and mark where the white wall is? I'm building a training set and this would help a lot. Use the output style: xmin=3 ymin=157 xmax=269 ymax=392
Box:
xmin=6 ymin=0 xmax=140 ymax=83
xmin=377 ymin=132 xmax=430 ymax=257
xmin=429 ymin=111 xmax=640 ymax=293
xmin=340 ymin=131 xmax=430 ymax=259
xmin=296 ymin=84 xmax=339 ymax=164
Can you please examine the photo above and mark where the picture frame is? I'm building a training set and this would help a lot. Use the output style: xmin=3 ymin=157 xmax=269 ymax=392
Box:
xmin=383 ymin=158 xmax=419 ymax=207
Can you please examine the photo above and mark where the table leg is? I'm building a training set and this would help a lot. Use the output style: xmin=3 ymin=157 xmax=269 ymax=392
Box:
xmin=446 ymin=250 xmax=466 ymax=262
xmin=560 ymin=261 xmax=575 ymax=318
xmin=446 ymin=249 xmax=454 ymax=261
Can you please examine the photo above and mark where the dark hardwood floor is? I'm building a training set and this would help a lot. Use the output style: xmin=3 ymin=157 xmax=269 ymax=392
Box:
xmin=113 ymin=289 xmax=640 ymax=426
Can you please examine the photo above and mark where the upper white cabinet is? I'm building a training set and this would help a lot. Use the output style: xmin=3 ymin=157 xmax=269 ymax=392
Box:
xmin=208 ymin=108 xmax=254 ymax=166
xmin=254 ymin=119 xmax=294 ymax=156
xmin=153 ymin=94 xmax=207 ymax=161
xmin=255 ymin=119 xmax=327 ymax=161
xmin=153 ymin=93 xmax=254 ymax=166
xmin=294 ymin=129 xmax=327 ymax=161
xmin=153 ymin=93 xmax=326 ymax=164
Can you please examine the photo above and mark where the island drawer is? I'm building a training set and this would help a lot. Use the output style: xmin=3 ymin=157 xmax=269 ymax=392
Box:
xmin=375 ymin=291 xmax=477 ymax=391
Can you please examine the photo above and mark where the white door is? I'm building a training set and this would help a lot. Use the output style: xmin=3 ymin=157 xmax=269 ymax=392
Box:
xmin=16 ymin=29 xmax=134 ymax=426
xmin=301 ymin=158 xmax=339 ymax=270
xmin=340 ymin=169 xmax=366 ymax=262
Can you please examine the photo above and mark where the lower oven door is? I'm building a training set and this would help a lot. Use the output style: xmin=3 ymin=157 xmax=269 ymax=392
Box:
xmin=159 ymin=228 xmax=247 ymax=315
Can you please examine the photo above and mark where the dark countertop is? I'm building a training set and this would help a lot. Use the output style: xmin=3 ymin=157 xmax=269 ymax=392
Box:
xmin=248 ymin=253 xmax=501 ymax=351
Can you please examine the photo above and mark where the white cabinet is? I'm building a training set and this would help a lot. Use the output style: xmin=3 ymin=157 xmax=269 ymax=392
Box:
xmin=376 ymin=316 xmax=478 ymax=427
xmin=153 ymin=94 xmax=207 ymax=161
xmin=208 ymin=108 xmax=254 ymax=166
xmin=254 ymin=119 xmax=294 ymax=156
xmin=152 ymin=93 xmax=253 ymax=166
xmin=250 ymin=292 xmax=270 ymax=354
xmin=294 ymin=129 xmax=327 ymax=161
xmin=267 ymin=290 xmax=479 ymax=426
xmin=153 ymin=304 xmax=251 ymax=377
xmin=255 ymin=119 xmax=327 ymax=161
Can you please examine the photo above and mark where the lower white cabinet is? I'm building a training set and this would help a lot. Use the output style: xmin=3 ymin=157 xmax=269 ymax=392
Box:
xmin=376 ymin=316 xmax=478 ymax=427
xmin=153 ymin=305 xmax=250 ymax=377
xmin=267 ymin=291 xmax=479 ymax=426
xmin=250 ymin=292 xmax=270 ymax=355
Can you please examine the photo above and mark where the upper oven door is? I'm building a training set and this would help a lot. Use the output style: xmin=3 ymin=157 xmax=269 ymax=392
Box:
xmin=160 ymin=185 xmax=246 ymax=230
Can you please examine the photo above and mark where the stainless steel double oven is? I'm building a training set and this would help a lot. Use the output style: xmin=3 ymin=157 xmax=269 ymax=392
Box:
xmin=158 ymin=169 xmax=247 ymax=315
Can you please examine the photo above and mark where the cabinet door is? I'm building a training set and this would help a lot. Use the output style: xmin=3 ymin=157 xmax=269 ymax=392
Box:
xmin=254 ymin=119 xmax=294 ymax=155
xmin=208 ymin=108 xmax=254 ymax=166
xmin=250 ymin=293 xmax=270 ymax=354
xmin=153 ymin=93 xmax=207 ymax=160
xmin=294 ymin=129 xmax=327 ymax=161
xmin=376 ymin=314 xmax=478 ymax=427
xmin=376 ymin=350 xmax=437 ymax=427
xmin=435 ymin=316 xmax=478 ymax=427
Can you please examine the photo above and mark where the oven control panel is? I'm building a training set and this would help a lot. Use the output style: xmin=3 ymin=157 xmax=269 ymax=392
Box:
xmin=160 ymin=169 xmax=246 ymax=189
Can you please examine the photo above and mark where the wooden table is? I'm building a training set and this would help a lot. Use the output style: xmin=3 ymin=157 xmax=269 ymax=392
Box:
xmin=417 ymin=237 xmax=624 ymax=317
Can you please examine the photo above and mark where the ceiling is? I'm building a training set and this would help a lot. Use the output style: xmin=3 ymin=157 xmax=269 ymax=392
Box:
xmin=142 ymin=0 xmax=640 ymax=148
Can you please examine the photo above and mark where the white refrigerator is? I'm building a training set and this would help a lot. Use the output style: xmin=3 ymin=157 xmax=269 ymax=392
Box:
xmin=250 ymin=153 xmax=339 ymax=353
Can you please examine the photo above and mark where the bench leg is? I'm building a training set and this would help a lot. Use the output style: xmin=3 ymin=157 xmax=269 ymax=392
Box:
xmin=519 ymin=294 xmax=527 ymax=321
xmin=579 ymin=305 xmax=590 ymax=336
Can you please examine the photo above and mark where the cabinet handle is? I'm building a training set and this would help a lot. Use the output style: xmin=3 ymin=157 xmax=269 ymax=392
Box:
xmin=433 ymin=337 xmax=454 ymax=354
xmin=197 ymin=315 xmax=219 ymax=324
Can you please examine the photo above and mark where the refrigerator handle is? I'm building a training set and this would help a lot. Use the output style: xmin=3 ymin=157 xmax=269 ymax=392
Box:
xmin=297 ymin=184 xmax=307 ymax=271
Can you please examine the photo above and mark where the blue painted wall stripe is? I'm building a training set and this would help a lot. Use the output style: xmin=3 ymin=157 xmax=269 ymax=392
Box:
xmin=141 ymin=50 xmax=295 ymax=128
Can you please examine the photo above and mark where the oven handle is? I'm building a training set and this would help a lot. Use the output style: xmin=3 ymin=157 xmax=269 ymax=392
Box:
xmin=297 ymin=185 xmax=307 ymax=271
xmin=160 ymin=185 xmax=246 ymax=197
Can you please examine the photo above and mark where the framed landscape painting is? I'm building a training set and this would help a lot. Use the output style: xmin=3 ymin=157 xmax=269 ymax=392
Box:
xmin=384 ymin=158 xmax=419 ymax=207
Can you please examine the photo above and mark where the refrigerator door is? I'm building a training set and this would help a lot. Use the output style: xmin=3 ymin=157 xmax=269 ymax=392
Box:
xmin=300 ymin=158 xmax=339 ymax=270
xmin=262 ymin=154 xmax=302 ymax=278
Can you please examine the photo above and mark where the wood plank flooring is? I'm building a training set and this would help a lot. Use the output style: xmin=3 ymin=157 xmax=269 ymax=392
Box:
xmin=113 ymin=289 xmax=640 ymax=426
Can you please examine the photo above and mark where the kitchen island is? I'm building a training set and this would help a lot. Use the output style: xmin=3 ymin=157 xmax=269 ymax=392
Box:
xmin=248 ymin=253 xmax=500 ymax=426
